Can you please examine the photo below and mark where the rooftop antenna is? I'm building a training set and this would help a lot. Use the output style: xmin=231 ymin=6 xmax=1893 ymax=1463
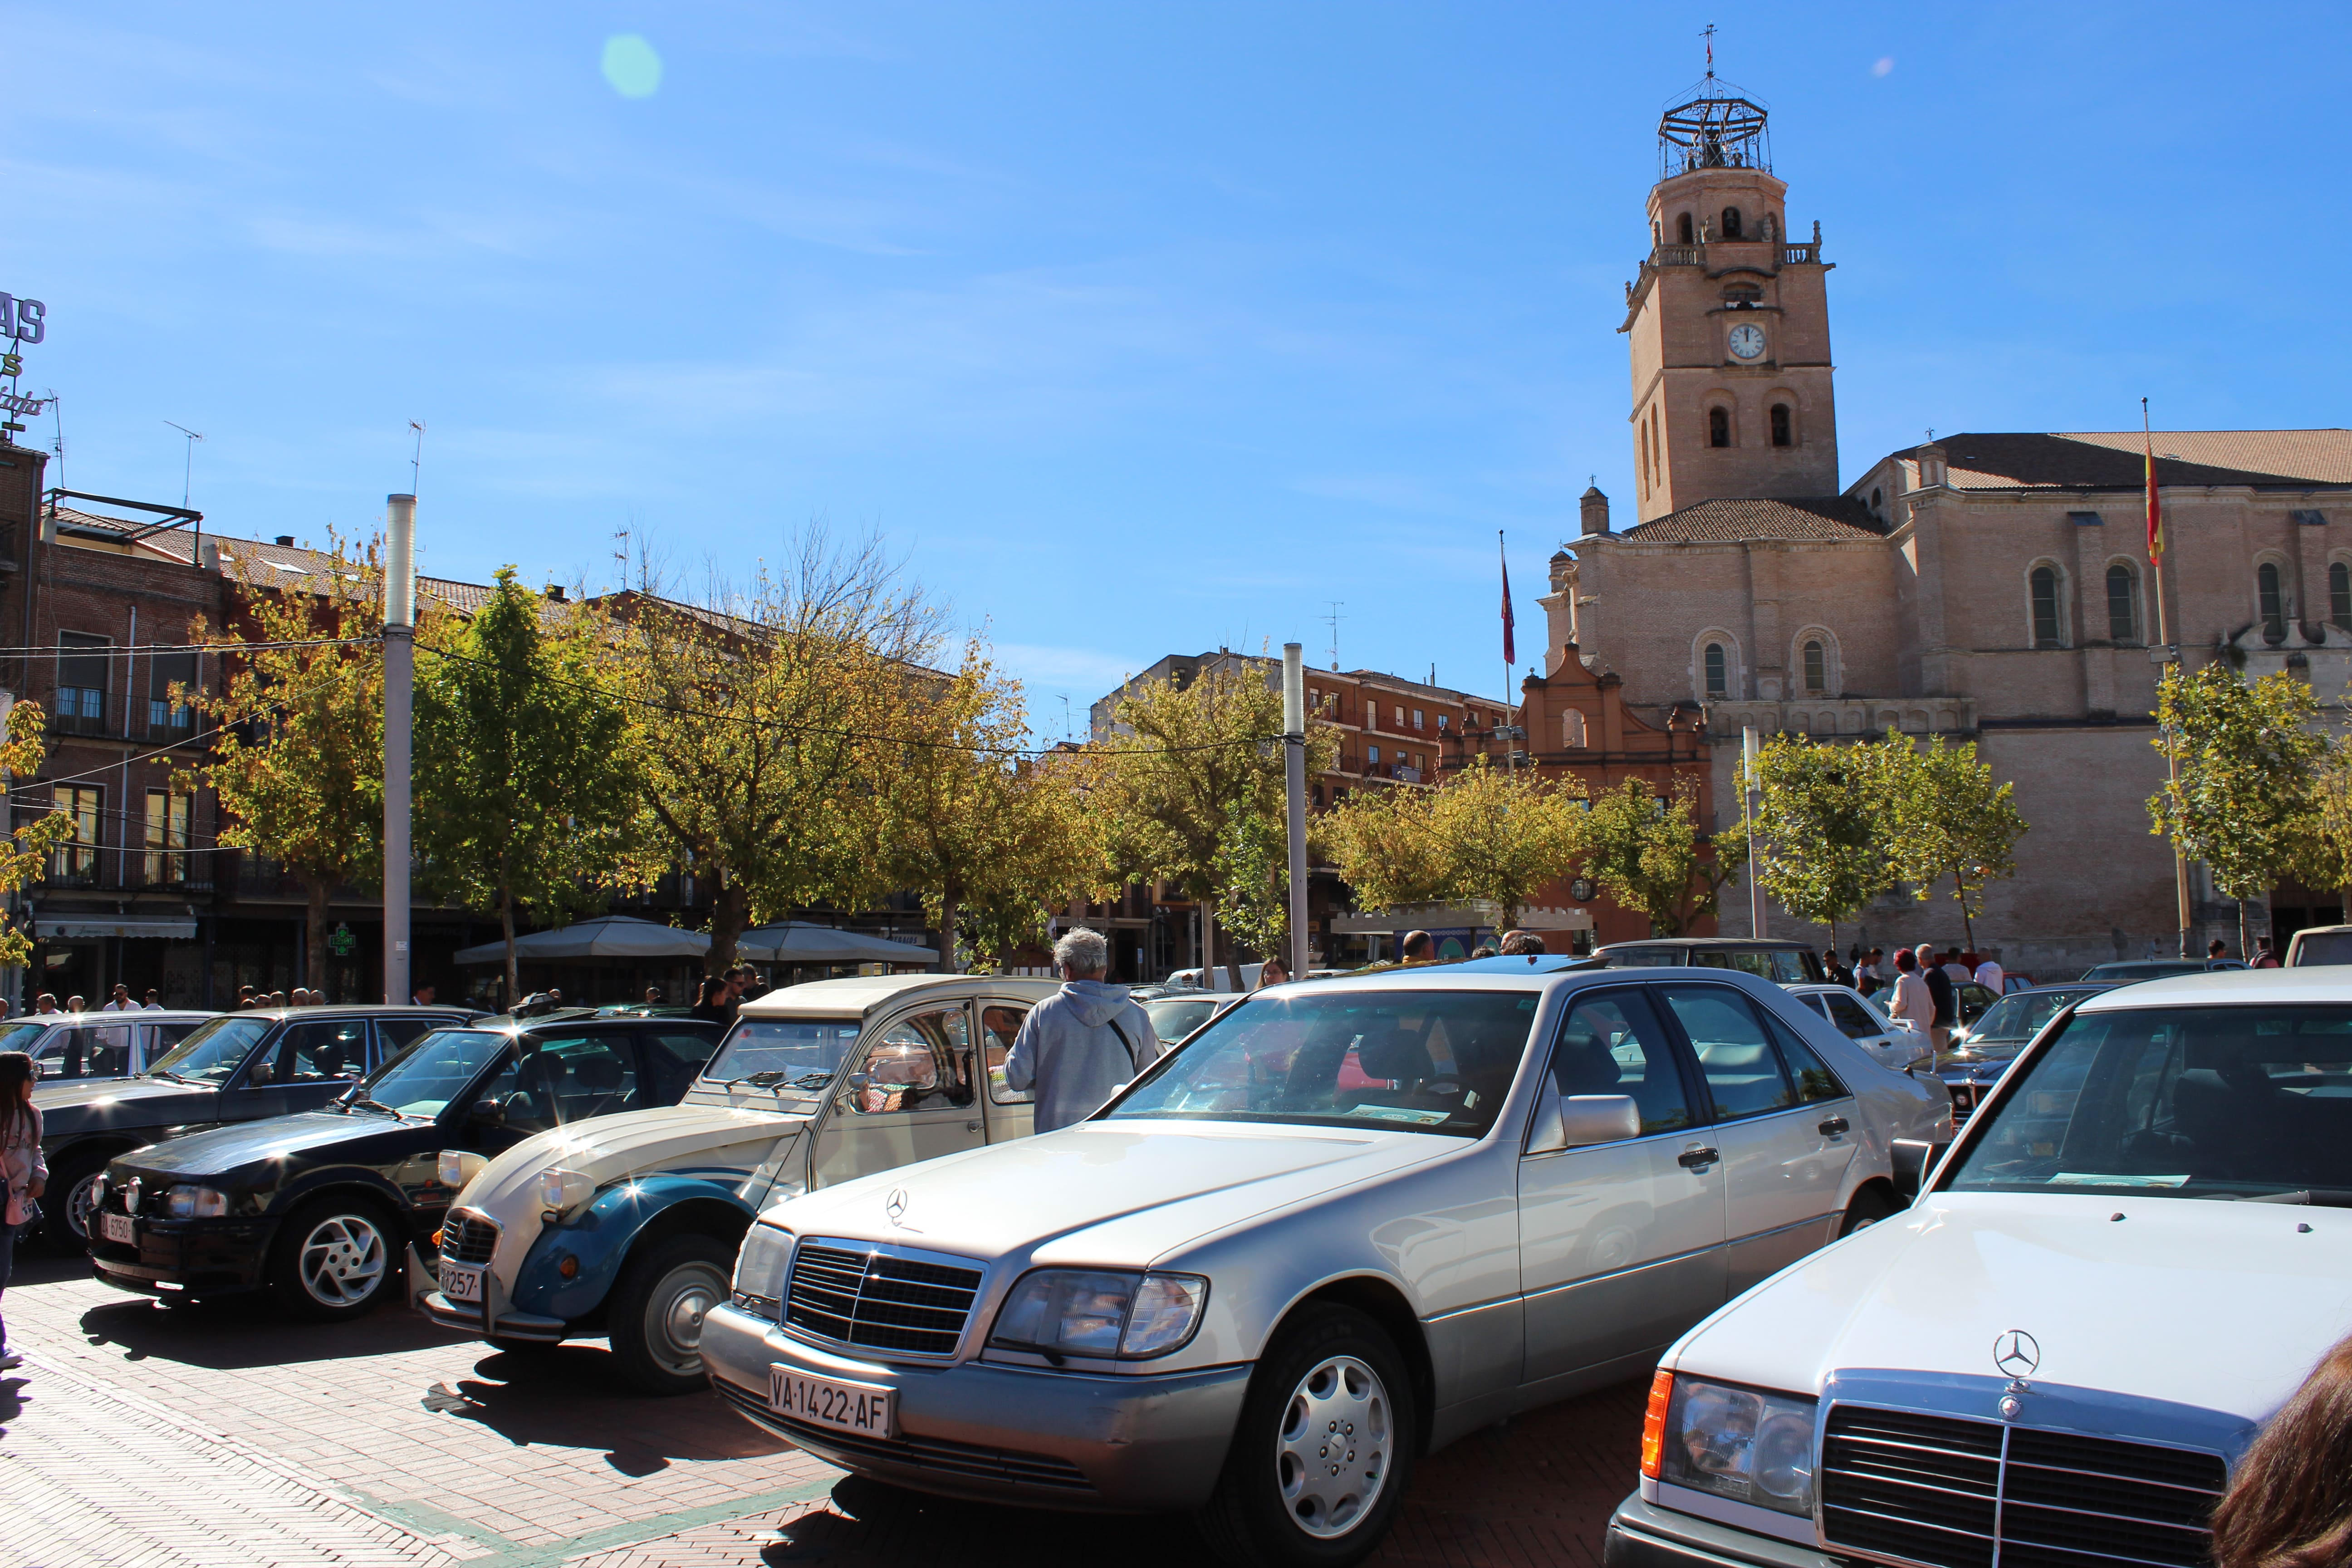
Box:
xmin=1060 ymin=695 xmax=1073 ymax=743
xmin=47 ymin=392 xmax=63 ymax=493
xmin=408 ymin=419 xmax=425 ymax=493
xmin=1324 ymin=601 xmax=1346 ymax=672
xmin=162 ymin=420 xmax=205 ymax=509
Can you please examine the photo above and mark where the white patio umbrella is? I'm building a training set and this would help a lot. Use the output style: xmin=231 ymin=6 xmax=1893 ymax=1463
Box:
xmin=451 ymin=915 xmax=713 ymax=965
xmin=734 ymin=921 xmax=936 ymax=967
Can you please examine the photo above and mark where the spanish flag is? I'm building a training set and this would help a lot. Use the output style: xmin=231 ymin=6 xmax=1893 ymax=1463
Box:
xmin=2143 ymin=407 xmax=2164 ymax=558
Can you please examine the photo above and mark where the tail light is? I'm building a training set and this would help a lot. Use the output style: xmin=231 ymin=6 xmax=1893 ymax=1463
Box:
xmin=1640 ymin=1368 xmax=1674 ymax=1479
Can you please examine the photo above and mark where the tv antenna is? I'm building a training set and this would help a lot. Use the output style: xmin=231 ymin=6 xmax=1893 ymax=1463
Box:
xmin=408 ymin=419 xmax=426 ymax=492
xmin=162 ymin=420 xmax=205 ymax=509
xmin=1324 ymin=601 xmax=1346 ymax=672
xmin=1060 ymin=694 xmax=1073 ymax=743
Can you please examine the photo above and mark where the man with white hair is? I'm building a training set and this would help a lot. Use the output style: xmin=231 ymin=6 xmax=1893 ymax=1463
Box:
xmin=1004 ymin=927 xmax=1161 ymax=1133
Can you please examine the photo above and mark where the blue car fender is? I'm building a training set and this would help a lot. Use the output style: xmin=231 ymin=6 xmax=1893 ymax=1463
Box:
xmin=512 ymin=1173 xmax=755 ymax=1323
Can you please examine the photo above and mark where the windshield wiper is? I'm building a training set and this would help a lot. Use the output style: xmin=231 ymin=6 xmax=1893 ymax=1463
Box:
xmin=149 ymin=1070 xmax=196 ymax=1085
xmin=2240 ymin=1189 xmax=2352 ymax=1208
xmin=725 ymin=1070 xmax=831 ymax=1092
xmin=342 ymin=1095 xmax=406 ymax=1118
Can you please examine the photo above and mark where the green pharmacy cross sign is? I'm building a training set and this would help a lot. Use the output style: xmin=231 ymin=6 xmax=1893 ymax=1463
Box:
xmin=328 ymin=922 xmax=357 ymax=958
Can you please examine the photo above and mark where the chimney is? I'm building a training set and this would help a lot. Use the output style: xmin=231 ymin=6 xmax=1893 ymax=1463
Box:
xmin=199 ymin=540 xmax=220 ymax=572
xmin=1580 ymin=485 xmax=1611 ymax=536
xmin=545 ymin=584 xmax=567 ymax=602
xmin=274 ymin=534 xmax=295 ymax=547
xmin=1915 ymin=442 xmax=1948 ymax=490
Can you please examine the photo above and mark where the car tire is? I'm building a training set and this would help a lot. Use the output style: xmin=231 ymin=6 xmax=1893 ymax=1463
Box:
xmin=46 ymin=1148 xmax=113 ymax=1249
xmin=268 ymin=1196 xmax=401 ymax=1322
xmin=608 ymin=1233 xmax=733 ymax=1396
xmin=1196 ymin=1304 xmax=1416 ymax=1568
xmin=1838 ymin=1185 xmax=1901 ymax=1237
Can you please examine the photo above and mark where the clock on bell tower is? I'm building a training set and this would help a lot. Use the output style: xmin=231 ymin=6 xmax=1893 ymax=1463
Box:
xmin=1621 ymin=76 xmax=1839 ymax=523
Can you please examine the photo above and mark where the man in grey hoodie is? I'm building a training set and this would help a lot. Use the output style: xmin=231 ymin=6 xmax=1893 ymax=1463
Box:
xmin=1005 ymin=927 xmax=1160 ymax=1133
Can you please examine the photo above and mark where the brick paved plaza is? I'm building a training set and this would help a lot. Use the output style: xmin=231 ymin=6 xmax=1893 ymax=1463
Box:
xmin=0 ymin=1247 xmax=1642 ymax=1568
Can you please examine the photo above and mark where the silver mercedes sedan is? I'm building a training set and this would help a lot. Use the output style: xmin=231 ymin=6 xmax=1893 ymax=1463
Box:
xmin=701 ymin=960 xmax=1950 ymax=1567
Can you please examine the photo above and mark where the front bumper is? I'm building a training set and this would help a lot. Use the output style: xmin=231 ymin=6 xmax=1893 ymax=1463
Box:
xmin=88 ymin=1214 xmax=274 ymax=1298
xmin=407 ymin=1243 xmax=569 ymax=1343
xmin=699 ymin=1300 xmax=1251 ymax=1513
xmin=1604 ymin=1494 xmax=1839 ymax=1568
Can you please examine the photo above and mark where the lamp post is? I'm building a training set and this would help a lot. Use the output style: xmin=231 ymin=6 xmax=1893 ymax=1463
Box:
xmin=383 ymin=494 xmax=415 ymax=1004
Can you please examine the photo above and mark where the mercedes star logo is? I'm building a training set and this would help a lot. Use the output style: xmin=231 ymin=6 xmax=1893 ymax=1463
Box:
xmin=885 ymin=1187 xmax=910 ymax=1225
xmin=1994 ymin=1329 xmax=2041 ymax=1379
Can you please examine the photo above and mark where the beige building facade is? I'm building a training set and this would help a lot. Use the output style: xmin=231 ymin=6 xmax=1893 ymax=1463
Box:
xmin=1548 ymin=79 xmax=2352 ymax=974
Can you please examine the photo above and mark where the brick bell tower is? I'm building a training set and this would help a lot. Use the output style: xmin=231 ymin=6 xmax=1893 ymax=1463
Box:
xmin=1621 ymin=74 xmax=1838 ymax=523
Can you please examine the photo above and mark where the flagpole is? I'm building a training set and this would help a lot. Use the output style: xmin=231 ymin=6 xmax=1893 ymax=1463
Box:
xmin=2146 ymin=397 xmax=2191 ymax=958
xmin=1499 ymin=530 xmax=1515 ymax=777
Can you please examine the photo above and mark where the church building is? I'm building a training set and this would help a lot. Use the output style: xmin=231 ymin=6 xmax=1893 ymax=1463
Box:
xmin=1538 ymin=74 xmax=2352 ymax=972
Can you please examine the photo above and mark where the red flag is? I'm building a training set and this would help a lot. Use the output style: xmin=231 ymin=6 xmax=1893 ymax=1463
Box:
xmin=2143 ymin=411 xmax=2164 ymax=558
xmin=1499 ymin=534 xmax=1516 ymax=666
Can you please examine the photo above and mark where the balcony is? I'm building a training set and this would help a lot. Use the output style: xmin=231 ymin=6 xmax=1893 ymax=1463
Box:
xmin=134 ymin=853 xmax=212 ymax=893
xmin=50 ymin=687 xmax=111 ymax=740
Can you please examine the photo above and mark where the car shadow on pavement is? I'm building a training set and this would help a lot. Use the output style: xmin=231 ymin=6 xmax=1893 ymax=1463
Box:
xmin=760 ymin=1476 xmax=1213 ymax=1565
xmin=75 ymin=1292 xmax=455 ymax=1369
xmin=412 ymin=1343 xmax=792 ymax=1472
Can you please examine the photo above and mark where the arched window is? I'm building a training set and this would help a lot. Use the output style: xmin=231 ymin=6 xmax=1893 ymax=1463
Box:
xmin=1677 ymin=212 xmax=1693 ymax=245
xmin=1721 ymin=206 xmax=1743 ymax=240
xmin=2333 ymin=561 xmax=2351 ymax=628
xmin=1869 ymin=486 xmax=1883 ymax=515
xmin=2030 ymin=566 xmax=2064 ymax=648
xmin=1704 ymin=642 xmax=1728 ymax=698
xmin=1770 ymin=404 xmax=1793 ymax=447
xmin=1803 ymin=640 xmax=1826 ymax=693
xmin=1562 ymin=710 xmax=1588 ymax=748
xmin=1709 ymin=407 xmax=1731 ymax=448
xmin=2259 ymin=562 xmax=2285 ymax=637
xmin=2106 ymin=563 xmax=2139 ymax=643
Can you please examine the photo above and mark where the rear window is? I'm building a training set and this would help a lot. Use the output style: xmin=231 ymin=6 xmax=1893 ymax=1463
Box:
xmin=1599 ymin=947 xmax=1682 ymax=969
xmin=2292 ymin=931 xmax=2352 ymax=967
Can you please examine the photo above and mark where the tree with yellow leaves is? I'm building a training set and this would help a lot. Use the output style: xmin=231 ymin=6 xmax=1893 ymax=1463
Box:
xmin=1320 ymin=757 xmax=1587 ymax=933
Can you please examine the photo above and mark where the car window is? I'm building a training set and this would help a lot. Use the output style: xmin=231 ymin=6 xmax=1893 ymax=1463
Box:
xmin=517 ymin=1031 xmax=639 ymax=1122
xmin=368 ymin=1029 xmax=511 ymax=1118
xmin=1772 ymin=951 xmax=1812 ymax=983
xmin=376 ymin=1016 xmax=441 ymax=1055
xmin=32 ymin=1023 xmax=136 ymax=1079
xmin=644 ymin=1029 xmax=719 ymax=1104
xmin=1760 ymin=1009 xmax=1847 ymax=1102
xmin=1728 ymin=952 xmax=1778 ymax=980
xmin=1656 ymin=985 xmax=1797 ymax=1121
xmin=980 ymin=1003 xmax=1031 ymax=1105
xmin=1690 ymin=951 xmax=1734 ymax=970
xmin=1145 ymin=997 xmax=1223 ymax=1045
xmin=253 ymin=1018 xmax=370 ymax=1085
xmin=1550 ymin=990 xmax=1692 ymax=1138
xmin=1824 ymin=994 xmax=1883 ymax=1039
xmin=1110 ymin=989 xmax=1539 ymax=1138
xmin=1947 ymin=1004 xmax=2352 ymax=1202
xmin=703 ymin=1016 xmax=863 ymax=1099
xmin=146 ymin=1019 xmax=205 ymax=1055
xmin=149 ymin=1015 xmax=273 ymax=1084
xmin=847 ymin=1007 xmax=972 ymax=1114
xmin=2293 ymin=931 xmax=2352 ymax=966
xmin=1797 ymin=994 xmax=1829 ymax=1021
xmin=1597 ymin=947 xmax=1680 ymax=970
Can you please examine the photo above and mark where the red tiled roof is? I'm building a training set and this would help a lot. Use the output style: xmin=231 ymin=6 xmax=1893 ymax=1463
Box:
xmin=1618 ymin=495 xmax=1883 ymax=543
xmin=1925 ymin=431 xmax=2352 ymax=492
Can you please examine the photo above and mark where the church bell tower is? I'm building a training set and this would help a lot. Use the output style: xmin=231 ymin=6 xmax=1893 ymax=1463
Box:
xmin=1622 ymin=76 xmax=1838 ymax=523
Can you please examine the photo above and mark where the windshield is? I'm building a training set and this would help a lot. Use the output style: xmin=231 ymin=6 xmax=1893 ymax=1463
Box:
xmin=1108 ymin=988 xmax=1539 ymax=1137
xmin=1956 ymin=990 xmax=2092 ymax=1052
xmin=363 ymin=1029 xmax=510 ymax=1117
xmin=1145 ymin=997 xmax=1224 ymax=1044
xmin=0 ymin=1021 xmax=47 ymax=1057
xmin=703 ymin=1016 xmax=863 ymax=1094
xmin=149 ymin=1016 xmax=273 ymax=1084
xmin=1946 ymin=1004 xmax=2352 ymax=1202
xmin=2080 ymin=961 xmax=2204 ymax=982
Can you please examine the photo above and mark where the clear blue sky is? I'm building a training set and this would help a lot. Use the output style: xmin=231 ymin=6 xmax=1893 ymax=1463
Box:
xmin=5 ymin=3 xmax=2339 ymax=734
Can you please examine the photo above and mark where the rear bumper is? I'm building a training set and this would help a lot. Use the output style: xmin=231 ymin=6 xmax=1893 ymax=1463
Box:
xmin=89 ymin=1216 xmax=273 ymax=1297
xmin=1603 ymin=1495 xmax=1838 ymax=1568
xmin=699 ymin=1300 xmax=1251 ymax=1513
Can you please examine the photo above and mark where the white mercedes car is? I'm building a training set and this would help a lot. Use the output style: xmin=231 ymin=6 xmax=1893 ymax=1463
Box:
xmin=700 ymin=958 xmax=1948 ymax=1566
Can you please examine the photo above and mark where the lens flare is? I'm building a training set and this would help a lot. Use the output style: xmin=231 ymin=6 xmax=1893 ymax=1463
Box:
xmin=602 ymin=34 xmax=663 ymax=99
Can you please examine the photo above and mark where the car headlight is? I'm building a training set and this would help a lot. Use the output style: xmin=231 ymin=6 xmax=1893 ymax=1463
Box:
xmin=437 ymin=1149 xmax=487 ymax=1191
xmin=538 ymin=1168 xmax=595 ymax=1215
xmin=165 ymin=1185 xmax=229 ymax=1219
xmin=989 ymin=1269 xmax=1209 ymax=1360
xmin=732 ymin=1224 xmax=792 ymax=1312
xmin=89 ymin=1174 xmax=111 ymax=1210
xmin=1646 ymin=1372 xmax=1817 ymax=1518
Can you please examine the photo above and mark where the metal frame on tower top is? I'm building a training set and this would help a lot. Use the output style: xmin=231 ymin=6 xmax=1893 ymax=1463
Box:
xmin=1657 ymin=76 xmax=1772 ymax=182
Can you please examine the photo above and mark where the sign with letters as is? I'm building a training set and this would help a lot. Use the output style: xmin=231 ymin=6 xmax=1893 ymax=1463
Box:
xmin=0 ymin=294 xmax=46 ymax=343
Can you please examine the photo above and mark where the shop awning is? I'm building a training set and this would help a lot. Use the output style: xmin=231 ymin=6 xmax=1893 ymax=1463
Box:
xmin=735 ymin=922 xmax=936 ymax=967
xmin=35 ymin=918 xmax=199 ymax=941
xmin=452 ymin=915 xmax=711 ymax=965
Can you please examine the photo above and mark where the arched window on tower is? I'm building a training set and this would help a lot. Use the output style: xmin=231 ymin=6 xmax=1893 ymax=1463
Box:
xmin=1677 ymin=212 xmax=1693 ymax=245
xmin=2030 ymin=566 xmax=2064 ymax=648
xmin=1803 ymin=640 xmax=1826 ymax=693
xmin=1709 ymin=407 xmax=1731 ymax=448
xmin=2107 ymin=563 xmax=2139 ymax=643
xmin=1704 ymin=642 xmax=1728 ymax=698
xmin=2259 ymin=562 xmax=2285 ymax=639
xmin=1770 ymin=404 xmax=1792 ymax=447
xmin=1721 ymin=206 xmax=1743 ymax=240
xmin=2333 ymin=561 xmax=2351 ymax=629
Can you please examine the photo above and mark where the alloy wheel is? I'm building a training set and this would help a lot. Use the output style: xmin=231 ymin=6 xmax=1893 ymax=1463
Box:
xmin=1275 ymin=1353 xmax=1392 ymax=1539
xmin=644 ymin=1262 xmax=727 ymax=1377
xmin=296 ymin=1214 xmax=387 ymax=1308
xmin=67 ymin=1171 xmax=103 ymax=1240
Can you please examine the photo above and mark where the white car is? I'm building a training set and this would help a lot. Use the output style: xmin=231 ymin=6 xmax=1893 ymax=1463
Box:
xmin=1607 ymin=968 xmax=2352 ymax=1568
xmin=702 ymin=964 xmax=1948 ymax=1566
xmin=1782 ymin=983 xmax=1929 ymax=1074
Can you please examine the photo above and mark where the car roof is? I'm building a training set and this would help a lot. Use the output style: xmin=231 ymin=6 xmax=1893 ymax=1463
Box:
xmin=1255 ymin=961 xmax=1786 ymax=1000
xmin=229 ymin=1005 xmax=480 ymax=1023
xmin=21 ymin=1009 xmax=220 ymax=1025
xmin=736 ymin=972 xmax=1058 ymax=1020
xmin=1595 ymin=937 xmax=1817 ymax=953
xmin=2078 ymin=967 xmax=2352 ymax=1009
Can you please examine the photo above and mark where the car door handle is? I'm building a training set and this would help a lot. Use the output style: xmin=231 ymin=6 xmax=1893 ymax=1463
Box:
xmin=966 ymin=1121 xmax=981 ymax=1132
xmin=1678 ymin=1147 xmax=1719 ymax=1169
xmin=1818 ymin=1117 xmax=1850 ymax=1136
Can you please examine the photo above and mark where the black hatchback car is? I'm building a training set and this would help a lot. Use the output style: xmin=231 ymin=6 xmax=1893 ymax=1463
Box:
xmin=34 ymin=1004 xmax=479 ymax=1245
xmin=86 ymin=1014 xmax=723 ymax=1320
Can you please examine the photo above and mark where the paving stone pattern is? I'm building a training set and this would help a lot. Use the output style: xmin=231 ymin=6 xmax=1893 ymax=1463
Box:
xmin=2 ymin=1250 xmax=1642 ymax=1567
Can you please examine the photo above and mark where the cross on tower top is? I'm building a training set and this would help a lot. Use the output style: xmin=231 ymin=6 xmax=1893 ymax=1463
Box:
xmin=1700 ymin=22 xmax=1717 ymax=75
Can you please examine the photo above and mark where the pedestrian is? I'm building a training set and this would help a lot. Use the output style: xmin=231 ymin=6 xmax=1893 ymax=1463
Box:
xmin=33 ymin=994 xmax=57 ymax=1016
xmin=1004 ymin=928 xmax=1160 ymax=1134
xmin=64 ymin=995 xmax=84 ymax=1014
xmin=268 ymin=990 xmax=286 ymax=1008
xmin=1916 ymin=946 xmax=1955 ymax=1052
xmin=688 ymin=975 xmax=733 ymax=1025
xmin=1972 ymin=951 xmax=2004 ymax=992
xmin=2256 ymin=938 xmax=2283 ymax=969
xmin=1470 ymin=943 xmax=1499 ymax=959
xmin=1854 ymin=948 xmax=1884 ymax=997
xmin=101 ymin=984 xmax=133 ymax=1013
xmin=142 ymin=990 xmax=162 ymax=1011
xmin=739 ymin=965 xmax=769 ymax=1003
xmin=1940 ymin=950 xmax=1972 ymax=989
xmin=2209 ymin=939 xmax=2230 ymax=963
xmin=1885 ymin=948 xmax=1935 ymax=1047
xmin=643 ymin=986 xmax=662 ymax=1005
xmin=1256 ymin=956 xmax=1289 ymax=988
xmin=1398 ymin=931 xmax=1436 ymax=964
xmin=1499 ymin=931 xmax=1546 ymax=956
xmin=412 ymin=983 xmax=436 ymax=1006
xmin=0 ymin=1049 xmax=44 ymax=1372
xmin=2210 ymin=1332 xmax=2352 ymax=1568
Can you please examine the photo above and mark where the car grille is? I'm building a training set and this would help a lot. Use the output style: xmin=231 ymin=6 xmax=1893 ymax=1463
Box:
xmin=783 ymin=1241 xmax=983 ymax=1358
xmin=1821 ymin=1404 xmax=2225 ymax=1568
xmin=440 ymin=1211 xmax=498 ymax=1267
xmin=714 ymin=1376 xmax=1091 ymax=1491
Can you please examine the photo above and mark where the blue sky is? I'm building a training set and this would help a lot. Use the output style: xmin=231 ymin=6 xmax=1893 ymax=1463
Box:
xmin=3 ymin=3 xmax=2340 ymax=735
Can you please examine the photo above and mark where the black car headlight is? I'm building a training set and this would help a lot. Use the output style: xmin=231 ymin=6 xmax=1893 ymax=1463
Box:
xmin=989 ymin=1269 xmax=1208 ymax=1359
xmin=1656 ymin=1375 xmax=1817 ymax=1517
xmin=165 ymin=1184 xmax=229 ymax=1219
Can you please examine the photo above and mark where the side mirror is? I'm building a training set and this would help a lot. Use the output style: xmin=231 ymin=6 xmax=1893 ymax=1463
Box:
xmin=471 ymin=1098 xmax=505 ymax=1125
xmin=1525 ymin=1077 xmax=1641 ymax=1154
xmin=846 ymin=1073 xmax=873 ymax=1093
xmin=1890 ymin=1137 xmax=1950 ymax=1201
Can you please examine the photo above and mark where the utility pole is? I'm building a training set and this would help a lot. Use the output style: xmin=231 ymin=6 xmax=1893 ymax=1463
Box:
xmin=383 ymin=493 xmax=416 ymax=1004
xmin=1743 ymin=724 xmax=1766 ymax=938
xmin=1283 ymin=642 xmax=1309 ymax=982
xmin=2145 ymin=398 xmax=2191 ymax=958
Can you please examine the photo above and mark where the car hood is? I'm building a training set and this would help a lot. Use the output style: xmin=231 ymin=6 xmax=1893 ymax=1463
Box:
xmin=457 ymin=1103 xmax=809 ymax=1223
xmin=764 ymin=1120 xmax=1455 ymax=1269
xmin=118 ymin=1109 xmax=422 ymax=1180
xmin=34 ymin=1075 xmax=219 ymax=1136
xmin=1670 ymin=1191 xmax=2352 ymax=1424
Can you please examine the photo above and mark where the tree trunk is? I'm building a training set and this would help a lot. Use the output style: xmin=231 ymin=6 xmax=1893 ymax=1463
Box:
xmin=500 ymin=885 xmax=519 ymax=1012
xmin=2238 ymin=898 xmax=2252 ymax=964
xmin=304 ymin=880 xmax=332 ymax=999
xmin=936 ymin=885 xmax=960 ymax=973
xmin=708 ymin=879 xmax=748 ymax=974
xmin=1955 ymin=871 xmax=1976 ymax=952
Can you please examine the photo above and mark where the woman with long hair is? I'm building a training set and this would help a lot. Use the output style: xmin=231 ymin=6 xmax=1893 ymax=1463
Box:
xmin=688 ymin=975 xmax=733 ymax=1026
xmin=0 ymin=1049 xmax=42 ymax=1373
xmin=2212 ymin=1335 xmax=2352 ymax=1567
